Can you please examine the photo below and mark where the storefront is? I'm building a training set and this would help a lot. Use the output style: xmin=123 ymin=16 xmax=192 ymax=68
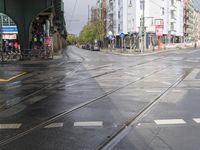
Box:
xmin=0 ymin=13 xmax=18 ymax=50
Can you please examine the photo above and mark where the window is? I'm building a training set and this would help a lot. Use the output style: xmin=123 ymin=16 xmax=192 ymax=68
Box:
xmin=171 ymin=10 xmax=175 ymax=19
xmin=129 ymin=0 xmax=132 ymax=7
xmin=171 ymin=0 xmax=174 ymax=6
xmin=170 ymin=22 xmax=174 ymax=30
xmin=140 ymin=0 xmax=144 ymax=10
xmin=3 ymin=16 xmax=9 ymax=26
xmin=162 ymin=8 xmax=164 ymax=15
xmin=10 ymin=19 xmax=16 ymax=26
xmin=118 ymin=11 xmax=120 ymax=19
xmin=0 ymin=16 xmax=2 ymax=27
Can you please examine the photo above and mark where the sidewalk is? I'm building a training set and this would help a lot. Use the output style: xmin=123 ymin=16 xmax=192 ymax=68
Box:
xmin=101 ymin=43 xmax=196 ymax=56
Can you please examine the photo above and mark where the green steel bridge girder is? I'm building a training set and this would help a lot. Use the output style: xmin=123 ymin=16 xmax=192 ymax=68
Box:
xmin=0 ymin=0 xmax=59 ymax=49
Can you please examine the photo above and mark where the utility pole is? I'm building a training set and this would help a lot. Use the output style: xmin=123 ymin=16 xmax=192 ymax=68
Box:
xmin=88 ymin=5 xmax=90 ymax=23
xmin=142 ymin=0 xmax=145 ymax=53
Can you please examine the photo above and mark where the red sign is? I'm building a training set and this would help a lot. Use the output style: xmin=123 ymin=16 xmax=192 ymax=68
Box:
xmin=155 ymin=25 xmax=163 ymax=36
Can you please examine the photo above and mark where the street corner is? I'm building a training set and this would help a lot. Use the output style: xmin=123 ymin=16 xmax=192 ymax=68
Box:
xmin=0 ymin=71 xmax=27 ymax=83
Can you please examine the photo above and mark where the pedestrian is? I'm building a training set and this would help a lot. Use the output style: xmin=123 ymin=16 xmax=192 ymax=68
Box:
xmin=151 ymin=39 xmax=155 ymax=51
xmin=14 ymin=41 xmax=19 ymax=50
xmin=194 ymin=42 xmax=197 ymax=49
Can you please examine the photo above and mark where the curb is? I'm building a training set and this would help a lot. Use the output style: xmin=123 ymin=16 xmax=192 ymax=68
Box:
xmin=100 ymin=47 xmax=195 ymax=56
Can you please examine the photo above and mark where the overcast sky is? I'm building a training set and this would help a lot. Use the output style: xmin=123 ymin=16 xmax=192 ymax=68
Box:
xmin=64 ymin=0 xmax=97 ymax=35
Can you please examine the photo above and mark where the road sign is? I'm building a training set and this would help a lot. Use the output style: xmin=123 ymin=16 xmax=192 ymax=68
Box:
xmin=120 ymin=32 xmax=125 ymax=38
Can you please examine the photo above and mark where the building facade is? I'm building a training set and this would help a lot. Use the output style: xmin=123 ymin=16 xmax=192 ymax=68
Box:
xmin=184 ymin=0 xmax=195 ymax=42
xmin=91 ymin=6 xmax=99 ymax=22
xmin=106 ymin=0 xmax=184 ymax=49
xmin=97 ymin=0 xmax=107 ymax=41
xmin=193 ymin=10 xmax=200 ymax=41
xmin=0 ymin=0 xmax=67 ymax=49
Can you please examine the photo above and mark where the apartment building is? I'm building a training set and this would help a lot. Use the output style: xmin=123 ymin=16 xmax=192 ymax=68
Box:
xmin=193 ymin=10 xmax=200 ymax=40
xmin=184 ymin=0 xmax=195 ymax=42
xmin=97 ymin=0 xmax=107 ymax=21
xmin=97 ymin=0 xmax=107 ymax=40
xmin=163 ymin=0 xmax=184 ymax=43
xmin=91 ymin=6 xmax=99 ymax=22
xmin=106 ymin=0 xmax=184 ymax=49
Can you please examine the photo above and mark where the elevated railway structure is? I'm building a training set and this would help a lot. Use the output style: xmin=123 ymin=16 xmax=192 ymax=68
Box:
xmin=0 ymin=0 xmax=67 ymax=50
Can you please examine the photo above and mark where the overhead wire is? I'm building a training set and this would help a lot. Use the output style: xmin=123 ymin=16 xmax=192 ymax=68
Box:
xmin=68 ymin=0 xmax=78 ymax=31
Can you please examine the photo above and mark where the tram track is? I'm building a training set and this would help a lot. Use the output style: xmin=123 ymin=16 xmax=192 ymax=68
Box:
xmin=0 ymin=47 xmax=178 ymax=146
xmin=0 ymin=64 xmax=171 ymax=146
xmin=0 ymin=47 xmax=199 ymax=149
xmin=97 ymin=69 xmax=193 ymax=150
xmin=0 ymin=47 xmax=168 ymax=111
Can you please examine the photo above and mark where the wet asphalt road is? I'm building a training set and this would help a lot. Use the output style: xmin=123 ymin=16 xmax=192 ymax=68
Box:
xmin=0 ymin=46 xmax=200 ymax=150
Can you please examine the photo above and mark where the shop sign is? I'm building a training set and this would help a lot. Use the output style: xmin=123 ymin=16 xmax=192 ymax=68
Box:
xmin=1 ymin=27 xmax=18 ymax=33
xmin=2 ymin=34 xmax=17 ymax=39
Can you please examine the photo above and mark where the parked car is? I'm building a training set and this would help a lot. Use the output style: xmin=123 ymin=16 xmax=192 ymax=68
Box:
xmin=92 ymin=43 xmax=100 ymax=51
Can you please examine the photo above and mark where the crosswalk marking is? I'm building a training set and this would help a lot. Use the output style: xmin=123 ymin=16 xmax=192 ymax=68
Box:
xmin=0 ymin=124 xmax=22 ymax=129
xmin=74 ymin=121 xmax=103 ymax=127
xmin=154 ymin=119 xmax=186 ymax=125
xmin=193 ymin=118 xmax=200 ymax=123
xmin=44 ymin=123 xmax=64 ymax=128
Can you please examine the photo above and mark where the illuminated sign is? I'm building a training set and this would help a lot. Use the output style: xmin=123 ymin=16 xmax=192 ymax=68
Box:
xmin=0 ymin=26 xmax=18 ymax=33
xmin=2 ymin=34 xmax=17 ymax=39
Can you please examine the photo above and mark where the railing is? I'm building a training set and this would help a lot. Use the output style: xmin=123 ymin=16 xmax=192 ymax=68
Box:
xmin=21 ymin=48 xmax=53 ymax=60
xmin=0 ymin=47 xmax=53 ymax=63
xmin=0 ymin=49 xmax=21 ymax=63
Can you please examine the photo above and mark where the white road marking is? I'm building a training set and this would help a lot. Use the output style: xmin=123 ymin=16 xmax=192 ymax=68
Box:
xmin=0 ymin=123 xmax=22 ymax=129
xmin=44 ymin=123 xmax=64 ymax=128
xmin=172 ymin=90 xmax=182 ymax=93
xmin=154 ymin=119 xmax=186 ymax=125
xmin=162 ymin=82 xmax=172 ymax=85
xmin=185 ymin=69 xmax=200 ymax=80
xmin=74 ymin=121 xmax=103 ymax=127
xmin=125 ymin=72 xmax=135 ymax=76
xmin=193 ymin=118 xmax=200 ymax=123
xmin=146 ymin=90 xmax=162 ymax=93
